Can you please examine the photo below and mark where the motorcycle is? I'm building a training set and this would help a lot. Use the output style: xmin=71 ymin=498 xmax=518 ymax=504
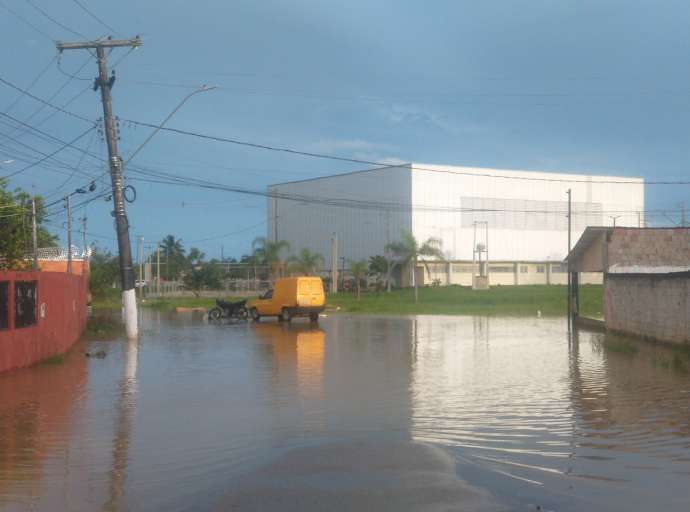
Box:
xmin=208 ymin=298 xmax=249 ymax=322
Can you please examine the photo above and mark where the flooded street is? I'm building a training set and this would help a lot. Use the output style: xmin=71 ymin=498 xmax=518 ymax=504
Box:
xmin=1 ymin=312 xmax=689 ymax=511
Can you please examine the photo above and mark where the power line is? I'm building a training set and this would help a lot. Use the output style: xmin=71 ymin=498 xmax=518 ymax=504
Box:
xmin=3 ymin=55 xmax=58 ymax=113
xmin=122 ymin=119 xmax=690 ymax=186
xmin=0 ymin=0 xmax=55 ymax=41
xmin=0 ymin=75 xmax=93 ymax=123
xmin=25 ymin=0 xmax=88 ymax=40
xmin=1 ymin=126 xmax=95 ymax=179
xmin=71 ymin=0 xmax=119 ymax=35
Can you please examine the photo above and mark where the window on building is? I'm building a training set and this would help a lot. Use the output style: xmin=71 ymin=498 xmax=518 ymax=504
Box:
xmin=15 ymin=281 xmax=37 ymax=329
xmin=551 ymin=263 xmax=567 ymax=273
xmin=520 ymin=266 xmax=528 ymax=273
xmin=536 ymin=265 xmax=545 ymax=274
xmin=0 ymin=281 xmax=8 ymax=330
xmin=489 ymin=265 xmax=513 ymax=273
xmin=452 ymin=265 xmax=475 ymax=274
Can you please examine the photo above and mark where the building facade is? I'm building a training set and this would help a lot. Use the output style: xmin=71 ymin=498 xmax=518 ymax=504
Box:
xmin=568 ymin=227 xmax=690 ymax=344
xmin=268 ymin=164 xmax=644 ymax=285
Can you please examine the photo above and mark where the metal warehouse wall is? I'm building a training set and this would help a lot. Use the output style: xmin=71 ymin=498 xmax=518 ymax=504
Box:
xmin=411 ymin=163 xmax=644 ymax=261
xmin=268 ymin=164 xmax=644 ymax=265
xmin=268 ymin=165 xmax=412 ymax=263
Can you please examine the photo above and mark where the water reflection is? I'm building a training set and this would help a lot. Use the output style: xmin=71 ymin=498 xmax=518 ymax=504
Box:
xmin=0 ymin=312 xmax=688 ymax=511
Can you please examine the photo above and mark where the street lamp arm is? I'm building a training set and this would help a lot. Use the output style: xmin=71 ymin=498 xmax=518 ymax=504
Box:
xmin=124 ymin=84 xmax=216 ymax=166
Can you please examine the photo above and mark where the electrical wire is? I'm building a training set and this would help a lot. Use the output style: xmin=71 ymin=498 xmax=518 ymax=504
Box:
xmin=0 ymin=0 xmax=55 ymax=41
xmin=1 ymin=126 xmax=95 ymax=179
xmin=25 ymin=0 xmax=88 ymax=40
xmin=122 ymin=119 xmax=690 ymax=186
xmin=0 ymin=75 xmax=93 ymax=123
xmin=56 ymin=55 xmax=92 ymax=81
xmin=3 ymin=55 xmax=58 ymax=113
xmin=71 ymin=0 xmax=119 ymax=35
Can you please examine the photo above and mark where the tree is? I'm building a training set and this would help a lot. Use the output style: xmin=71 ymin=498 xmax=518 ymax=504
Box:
xmin=348 ymin=259 xmax=368 ymax=300
xmin=89 ymin=246 xmax=119 ymax=297
xmin=0 ymin=180 xmax=56 ymax=270
xmin=183 ymin=259 xmax=223 ymax=296
xmin=386 ymin=231 xmax=444 ymax=303
xmin=251 ymin=237 xmax=290 ymax=281
xmin=187 ymin=247 xmax=205 ymax=267
xmin=287 ymin=248 xmax=323 ymax=276
xmin=369 ymin=255 xmax=395 ymax=292
xmin=161 ymin=234 xmax=186 ymax=280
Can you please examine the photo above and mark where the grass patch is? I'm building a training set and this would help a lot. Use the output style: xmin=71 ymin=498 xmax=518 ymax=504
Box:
xmin=603 ymin=336 xmax=639 ymax=355
xmin=327 ymin=284 xmax=602 ymax=317
xmin=84 ymin=311 xmax=124 ymax=339
xmin=141 ymin=296 xmax=220 ymax=311
xmin=39 ymin=354 xmax=65 ymax=365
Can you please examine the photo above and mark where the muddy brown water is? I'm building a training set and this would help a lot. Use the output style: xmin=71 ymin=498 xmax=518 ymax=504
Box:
xmin=1 ymin=312 xmax=689 ymax=511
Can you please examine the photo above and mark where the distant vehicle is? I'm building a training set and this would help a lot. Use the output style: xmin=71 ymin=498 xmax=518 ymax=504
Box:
xmin=208 ymin=298 xmax=249 ymax=322
xmin=248 ymin=277 xmax=325 ymax=323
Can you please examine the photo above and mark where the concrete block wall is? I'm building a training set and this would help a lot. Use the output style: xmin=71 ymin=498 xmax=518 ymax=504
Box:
xmin=608 ymin=228 xmax=690 ymax=269
xmin=604 ymin=275 xmax=689 ymax=344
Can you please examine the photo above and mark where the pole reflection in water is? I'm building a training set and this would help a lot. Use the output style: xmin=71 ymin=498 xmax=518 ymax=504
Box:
xmin=0 ymin=313 xmax=689 ymax=511
xmin=103 ymin=336 xmax=138 ymax=512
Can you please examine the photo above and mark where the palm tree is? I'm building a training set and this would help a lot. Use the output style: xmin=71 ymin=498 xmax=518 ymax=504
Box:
xmin=287 ymin=248 xmax=324 ymax=276
xmin=251 ymin=237 xmax=290 ymax=282
xmin=386 ymin=230 xmax=444 ymax=303
xmin=348 ymin=259 xmax=369 ymax=300
xmin=161 ymin=234 xmax=186 ymax=280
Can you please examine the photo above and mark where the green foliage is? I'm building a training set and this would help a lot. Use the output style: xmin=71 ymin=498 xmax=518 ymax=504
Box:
xmin=161 ymin=234 xmax=187 ymax=280
xmin=369 ymin=254 xmax=395 ymax=291
xmin=183 ymin=260 xmax=224 ymax=295
xmin=386 ymin=230 xmax=444 ymax=302
xmin=348 ymin=259 xmax=369 ymax=300
xmin=288 ymin=248 xmax=324 ymax=276
xmin=251 ymin=237 xmax=290 ymax=280
xmin=89 ymin=246 xmax=120 ymax=297
xmin=0 ymin=179 xmax=56 ymax=270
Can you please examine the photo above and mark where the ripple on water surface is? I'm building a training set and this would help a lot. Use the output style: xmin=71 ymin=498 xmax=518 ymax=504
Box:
xmin=0 ymin=312 xmax=689 ymax=511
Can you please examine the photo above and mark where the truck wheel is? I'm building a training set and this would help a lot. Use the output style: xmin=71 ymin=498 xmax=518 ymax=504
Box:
xmin=281 ymin=308 xmax=292 ymax=322
xmin=309 ymin=312 xmax=319 ymax=323
xmin=250 ymin=308 xmax=260 ymax=322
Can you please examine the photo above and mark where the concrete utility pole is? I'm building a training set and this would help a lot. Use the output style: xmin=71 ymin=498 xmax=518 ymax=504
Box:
xmin=156 ymin=241 xmax=161 ymax=296
xmin=137 ymin=236 xmax=144 ymax=300
xmin=331 ymin=233 xmax=338 ymax=293
xmin=81 ymin=216 xmax=87 ymax=254
xmin=57 ymin=37 xmax=142 ymax=339
xmin=31 ymin=196 xmax=38 ymax=270
xmin=65 ymin=195 xmax=73 ymax=274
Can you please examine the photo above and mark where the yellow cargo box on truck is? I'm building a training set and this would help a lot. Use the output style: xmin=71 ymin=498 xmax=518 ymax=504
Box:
xmin=249 ymin=277 xmax=325 ymax=323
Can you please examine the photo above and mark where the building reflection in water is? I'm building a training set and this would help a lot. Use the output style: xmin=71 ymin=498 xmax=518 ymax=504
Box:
xmin=0 ymin=345 xmax=88 ymax=510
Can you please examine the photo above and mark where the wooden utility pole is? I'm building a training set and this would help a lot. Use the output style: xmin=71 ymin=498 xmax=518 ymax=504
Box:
xmin=65 ymin=195 xmax=73 ymax=274
xmin=31 ymin=196 xmax=38 ymax=270
xmin=56 ymin=37 xmax=142 ymax=339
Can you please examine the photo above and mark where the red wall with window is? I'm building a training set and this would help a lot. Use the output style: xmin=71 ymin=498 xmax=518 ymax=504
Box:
xmin=0 ymin=271 xmax=89 ymax=373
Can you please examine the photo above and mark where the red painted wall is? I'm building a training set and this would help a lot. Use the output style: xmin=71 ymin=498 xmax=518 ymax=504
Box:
xmin=0 ymin=271 xmax=89 ymax=373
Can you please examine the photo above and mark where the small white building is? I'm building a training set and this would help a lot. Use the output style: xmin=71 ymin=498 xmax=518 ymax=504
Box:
xmin=267 ymin=164 xmax=645 ymax=286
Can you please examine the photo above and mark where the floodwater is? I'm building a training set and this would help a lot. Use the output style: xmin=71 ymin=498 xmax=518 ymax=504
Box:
xmin=1 ymin=312 xmax=689 ymax=511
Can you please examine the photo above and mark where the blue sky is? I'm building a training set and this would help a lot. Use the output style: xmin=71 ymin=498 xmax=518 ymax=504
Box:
xmin=1 ymin=0 xmax=689 ymax=258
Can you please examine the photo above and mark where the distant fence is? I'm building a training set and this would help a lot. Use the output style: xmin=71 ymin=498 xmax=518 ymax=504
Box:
xmin=143 ymin=279 xmax=272 ymax=298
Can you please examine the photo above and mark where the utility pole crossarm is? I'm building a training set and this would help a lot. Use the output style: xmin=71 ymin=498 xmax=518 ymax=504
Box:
xmin=57 ymin=35 xmax=142 ymax=339
xmin=56 ymin=36 xmax=142 ymax=51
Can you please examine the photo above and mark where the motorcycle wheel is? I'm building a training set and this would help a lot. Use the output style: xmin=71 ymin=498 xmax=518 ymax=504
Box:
xmin=208 ymin=307 xmax=222 ymax=321
xmin=238 ymin=307 xmax=249 ymax=320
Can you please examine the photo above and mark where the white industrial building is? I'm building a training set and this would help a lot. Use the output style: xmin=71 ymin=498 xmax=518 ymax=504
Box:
xmin=267 ymin=164 xmax=645 ymax=286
